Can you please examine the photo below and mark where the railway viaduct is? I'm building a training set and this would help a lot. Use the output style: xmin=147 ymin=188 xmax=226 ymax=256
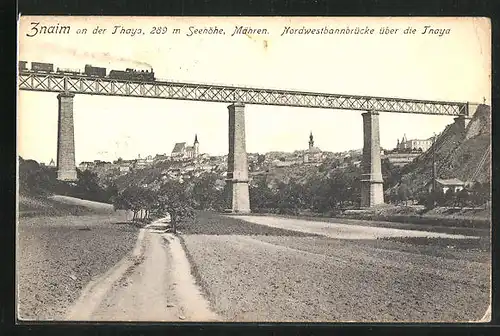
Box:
xmin=18 ymin=71 xmax=481 ymax=211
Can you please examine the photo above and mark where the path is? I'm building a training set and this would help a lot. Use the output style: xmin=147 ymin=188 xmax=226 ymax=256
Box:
xmin=66 ymin=229 xmax=218 ymax=322
xmin=229 ymin=215 xmax=480 ymax=240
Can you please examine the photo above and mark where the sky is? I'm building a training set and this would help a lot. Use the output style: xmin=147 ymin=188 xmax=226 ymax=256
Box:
xmin=17 ymin=16 xmax=491 ymax=164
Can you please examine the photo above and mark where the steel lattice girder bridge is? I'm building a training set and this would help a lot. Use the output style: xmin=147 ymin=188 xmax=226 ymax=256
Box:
xmin=18 ymin=72 xmax=469 ymax=116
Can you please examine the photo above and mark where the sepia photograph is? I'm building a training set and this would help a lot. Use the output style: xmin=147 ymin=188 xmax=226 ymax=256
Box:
xmin=16 ymin=16 xmax=491 ymax=323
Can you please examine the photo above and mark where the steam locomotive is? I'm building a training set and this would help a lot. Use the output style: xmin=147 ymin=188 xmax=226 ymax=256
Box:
xmin=18 ymin=61 xmax=156 ymax=82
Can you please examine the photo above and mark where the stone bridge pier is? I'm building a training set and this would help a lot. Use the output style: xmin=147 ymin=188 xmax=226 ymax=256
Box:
xmin=226 ymin=102 xmax=251 ymax=213
xmin=453 ymin=102 xmax=478 ymax=139
xmin=360 ymin=110 xmax=384 ymax=207
xmin=56 ymin=92 xmax=77 ymax=181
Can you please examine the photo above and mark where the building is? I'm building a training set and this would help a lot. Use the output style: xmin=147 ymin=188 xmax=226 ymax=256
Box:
xmin=135 ymin=154 xmax=154 ymax=169
xmin=154 ymin=153 xmax=170 ymax=163
xmin=303 ymin=132 xmax=323 ymax=163
xmin=78 ymin=161 xmax=93 ymax=171
xmin=171 ymin=134 xmax=200 ymax=160
xmin=48 ymin=158 xmax=56 ymax=167
xmin=382 ymin=153 xmax=421 ymax=167
xmin=427 ymin=178 xmax=465 ymax=194
xmin=119 ymin=165 xmax=130 ymax=174
xmin=272 ymin=160 xmax=296 ymax=168
xmin=397 ymin=134 xmax=433 ymax=152
xmin=381 ymin=134 xmax=434 ymax=167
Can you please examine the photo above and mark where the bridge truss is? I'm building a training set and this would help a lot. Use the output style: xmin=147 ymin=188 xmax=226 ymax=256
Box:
xmin=18 ymin=72 xmax=468 ymax=116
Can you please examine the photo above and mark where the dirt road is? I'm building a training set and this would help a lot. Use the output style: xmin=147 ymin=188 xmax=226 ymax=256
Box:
xmin=228 ymin=215 xmax=480 ymax=240
xmin=18 ymin=196 xmax=218 ymax=322
xmin=67 ymin=229 xmax=219 ymax=322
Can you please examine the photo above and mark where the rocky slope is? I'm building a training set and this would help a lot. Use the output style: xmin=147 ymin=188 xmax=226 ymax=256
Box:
xmin=395 ymin=104 xmax=491 ymax=195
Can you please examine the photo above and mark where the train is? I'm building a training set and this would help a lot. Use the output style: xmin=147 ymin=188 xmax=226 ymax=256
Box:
xmin=18 ymin=61 xmax=156 ymax=82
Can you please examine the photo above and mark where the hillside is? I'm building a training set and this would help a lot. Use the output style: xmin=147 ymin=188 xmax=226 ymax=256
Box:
xmin=18 ymin=157 xmax=116 ymax=204
xmin=254 ymin=164 xmax=323 ymax=186
xmin=19 ymin=194 xmax=93 ymax=217
xmin=394 ymin=104 xmax=491 ymax=195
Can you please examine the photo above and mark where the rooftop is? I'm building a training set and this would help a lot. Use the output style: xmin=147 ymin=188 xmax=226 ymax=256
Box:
xmin=435 ymin=178 xmax=465 ymax=186
xmin=307 ymin=147 xmax=322 ymax=153
xmin=172 ymin=142 xmax=186 ymax=153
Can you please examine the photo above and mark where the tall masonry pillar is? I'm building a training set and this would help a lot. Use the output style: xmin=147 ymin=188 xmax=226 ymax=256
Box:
xmin=360 ymin=110 xmax=384 ymax=207
xmin=454 ymin=102 xmax=477 ymax=139
xmin=226 ymin=102 xmax=250 ymax=213
xmin=57 ymin=92 xmax=77 ymax=181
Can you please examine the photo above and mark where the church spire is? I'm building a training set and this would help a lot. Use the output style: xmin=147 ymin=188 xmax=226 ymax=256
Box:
xmin=309 ymin=131 xmax=314 ymax=149
xmin=193 ymin=133 xmax=200 ymax=158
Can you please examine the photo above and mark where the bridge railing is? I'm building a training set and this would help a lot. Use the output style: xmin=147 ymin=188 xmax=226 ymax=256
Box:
xmin=18 ymin=71 xmax=470 ymax=116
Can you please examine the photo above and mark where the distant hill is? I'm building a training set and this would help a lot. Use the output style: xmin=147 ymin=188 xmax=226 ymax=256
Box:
xmin=393 ymin=104 xmax=491 ymax=195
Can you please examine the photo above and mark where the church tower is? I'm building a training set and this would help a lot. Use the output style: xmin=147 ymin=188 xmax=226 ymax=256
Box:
xmin=194 ymin=134 xmax=199 ymax=157
xmin=402 ymin=133 xmax=407 ymax=149
xmin=309 ymin=131 xmax=314 ymax=150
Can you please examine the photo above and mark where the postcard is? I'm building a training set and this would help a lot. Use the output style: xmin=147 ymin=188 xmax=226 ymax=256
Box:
xmin=17 ymin=16 xmax=491 ymax=323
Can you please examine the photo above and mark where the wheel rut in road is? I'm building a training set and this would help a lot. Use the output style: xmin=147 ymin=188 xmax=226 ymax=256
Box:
xmin=66 ymin=229 xmax=218 ymax=322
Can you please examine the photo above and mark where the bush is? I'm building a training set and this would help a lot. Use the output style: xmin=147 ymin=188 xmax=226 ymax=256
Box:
xmin=18 ymin=157 xmax=114 ymax=203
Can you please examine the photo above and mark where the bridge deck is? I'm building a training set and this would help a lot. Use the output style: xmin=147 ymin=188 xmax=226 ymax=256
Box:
xmin=18 ymin=72 xmax=468 ymax=116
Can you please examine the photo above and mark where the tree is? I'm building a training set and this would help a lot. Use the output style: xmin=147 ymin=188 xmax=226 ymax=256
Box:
xmin=105 ymin=182 xmax=119 ymax=204
xmin=303 ymin=175 xmax=328 ymax=212
xmin=444 ymin=188 xmax=456 ymax=207
xmin=191 ymin=173 xmax=225 ymax=211
xmin=434 ymin=188 xmax=446 ymax=207
xmin=249 ymin=178 xmax=277 ymax=212
xmin=113 ymin=185 xmax=141 ymax=220
xmin=338 ymin=165 xmax=362 ymax=207
xmin=469 ymin=181 xmax=491 ymax=208
xmin=301 ymin=167 xmax=362 ymax=213
xmin=155 ymin=180 xmax=195 ymax=234
xmin=140 ymin=187 xmax=157 ymax=220
xmin=19 ymin=158 xmax=60 ymax=196
xmin=456 ymin=188 xmax=469 ymax=208
xmin=387 ymin=187 xmax=399 ymax=205
xmin=397 ymin=183 xmax=411 ymax=206
xmin=415 ymin=189 xmax=429 ymax=206
xmin=323 ymin=171 xmax=349 ymax=210
xmin=275 ymin=180 xmax=306 ymax=215
xmin=114 ymin=180 xmax=195 ymax=231
xmin=113 ymin=185 xmax=155 ymax=221
xmin=77 ymin=170 xmax=100 ymax=199
xmin=382 ymin=158 xmax=402 ymax=191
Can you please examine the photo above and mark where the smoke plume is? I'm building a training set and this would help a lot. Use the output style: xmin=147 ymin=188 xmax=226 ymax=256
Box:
xmin=33 ymin=43 xmax=153 ymax=69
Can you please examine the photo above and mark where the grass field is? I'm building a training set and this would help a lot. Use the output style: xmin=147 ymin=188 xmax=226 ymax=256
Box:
xmin=18 ymin=194 xmax=103 ymax=218
xmin=180 ymin=212 xmax=490 ymax=322
xmin=17 ymin=195 xmax=139 ymax=320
